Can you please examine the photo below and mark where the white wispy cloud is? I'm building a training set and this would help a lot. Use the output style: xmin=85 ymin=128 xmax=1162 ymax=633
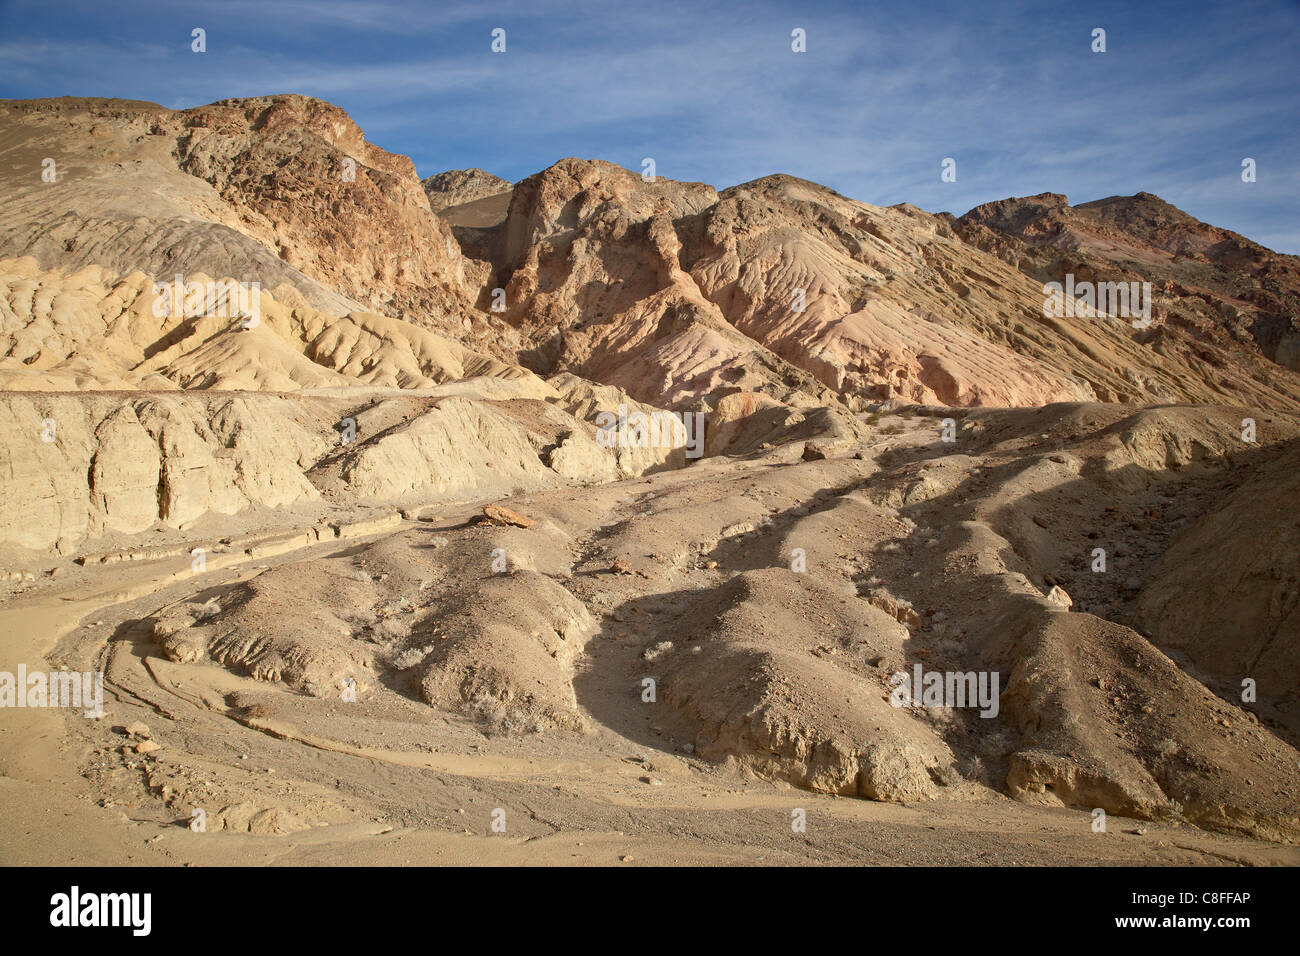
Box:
xmin=1 ymin=0 xmax=1296 ymax=250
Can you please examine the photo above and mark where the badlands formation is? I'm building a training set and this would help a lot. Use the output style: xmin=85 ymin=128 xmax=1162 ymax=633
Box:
xmin=1 ymin=94 xmax=1298 ymax=866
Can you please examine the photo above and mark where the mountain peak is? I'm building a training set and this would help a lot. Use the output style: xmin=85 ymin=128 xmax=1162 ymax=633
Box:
xmin=422 ymin=168 xmax=513 ymax=211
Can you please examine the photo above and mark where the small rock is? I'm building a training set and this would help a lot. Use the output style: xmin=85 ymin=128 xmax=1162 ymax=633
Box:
xmin=1046 ymin=585 xmax=1072 ymax=609
xmin=481 ymin=505 xmax=535 ymax=528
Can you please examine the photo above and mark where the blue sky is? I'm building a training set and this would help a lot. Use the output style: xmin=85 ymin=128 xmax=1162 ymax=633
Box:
xmin=2 ymin=0 xmax=1298 ymax=251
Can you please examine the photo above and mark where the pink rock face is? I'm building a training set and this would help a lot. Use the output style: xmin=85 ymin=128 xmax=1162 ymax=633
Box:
xmin=476 ymin=159 xmax=1300 ymax=411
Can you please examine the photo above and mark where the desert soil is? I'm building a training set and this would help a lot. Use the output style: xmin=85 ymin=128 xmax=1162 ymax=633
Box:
xmin=2 ymin=408 xmax=1296 ymax=867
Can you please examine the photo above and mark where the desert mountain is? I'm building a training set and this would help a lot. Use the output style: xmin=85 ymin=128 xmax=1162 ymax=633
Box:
xmin=0 ymin=95 xmax=507 ymax=352
xmin=423 ymin=167 xmax=512 ymax=211
xmin=5 ymin=95 xmax=1299 ymax=414
xmin=954 ymin=191 xmax=1300 ymax=371
xmin=2 ymin=94 xmax=1298 ymax=853
xmin=467 ymin=163 xmax=1300 ymax=411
